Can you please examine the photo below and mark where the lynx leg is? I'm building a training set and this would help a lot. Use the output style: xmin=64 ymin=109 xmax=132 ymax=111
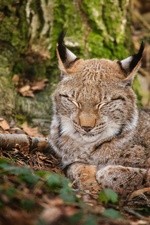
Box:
xmin=66 ymin=163 xmax=101 ymax=193
xmin=96 ymin=165 xmax=150 ymax=195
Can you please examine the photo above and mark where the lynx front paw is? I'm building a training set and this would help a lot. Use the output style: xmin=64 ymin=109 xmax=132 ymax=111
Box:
xmin=96 ymin=165 xmax=149 ymax=195
xmin=66 ymin=163 xmax=101 ymax=193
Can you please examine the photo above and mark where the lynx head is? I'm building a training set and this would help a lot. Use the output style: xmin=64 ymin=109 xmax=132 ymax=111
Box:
xmin=52 ymin=32 xmax=144 ymax=143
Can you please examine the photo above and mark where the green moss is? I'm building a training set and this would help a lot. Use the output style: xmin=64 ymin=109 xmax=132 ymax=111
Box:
xmin=51 ymin=0 xmax=87 ymax=60
xmin=81 ymin=0 xmax=130 ymax=59
xmin=51 ymin=0 xmax=131 ymax=62
xmin=0 ymin=0 xmax=28 ymax=55
xmin=0 ymin=75 xmax=16 ymax=119
xmin=0 ymin=0 xmax=28 ymax=118
xmin=87 ymin=32 xmax=110 ymax=58
xmin=16 ymin=90 xmax=53 ymax=135
xmin=15 ymin=114 xmax=27 ymax=125
xmin=103 ymin=1 xmax=123 ymax=40
xmin=0 ymin=50 xmax=16 ymax=118
xmin=81 ymin=0 xmax=106 ymax=32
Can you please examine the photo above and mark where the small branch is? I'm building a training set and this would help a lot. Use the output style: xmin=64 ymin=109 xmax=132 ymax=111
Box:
xmin=0 ymin=134 xmax=51 ymax=154
xmin=124 ymin=207 xmax=150 ymax=221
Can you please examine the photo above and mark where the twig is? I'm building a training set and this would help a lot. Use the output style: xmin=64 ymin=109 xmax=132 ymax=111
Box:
xmin=124 ymin=207 xmax=150 ymax=221
xmin=0 ymin=133 xmax=51 ymax=154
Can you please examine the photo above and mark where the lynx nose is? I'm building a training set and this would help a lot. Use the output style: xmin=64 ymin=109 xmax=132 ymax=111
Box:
xmin=81 ymin=126 xmax=93 ymax=132
xmin=79 ymin=112 xmax=96 ymax=132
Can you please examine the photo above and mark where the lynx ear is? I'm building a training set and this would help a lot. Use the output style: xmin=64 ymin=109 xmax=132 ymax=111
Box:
xmin=119 ymin=42 xmax=144 ymax=84
xmin=56 ymin=31 xmax=78 ymax=73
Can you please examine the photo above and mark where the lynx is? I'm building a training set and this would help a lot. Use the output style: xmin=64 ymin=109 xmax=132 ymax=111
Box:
xmin=50 ymin=32 xmax=150 ymax=195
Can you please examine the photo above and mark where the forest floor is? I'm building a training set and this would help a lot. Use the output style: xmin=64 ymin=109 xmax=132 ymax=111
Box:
xmin=0 ymin=119 xmax=150 ymax=225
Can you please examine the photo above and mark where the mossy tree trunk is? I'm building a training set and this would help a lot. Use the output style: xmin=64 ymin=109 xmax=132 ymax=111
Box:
xmin=0 ymin=0 xmax=131 ymax=135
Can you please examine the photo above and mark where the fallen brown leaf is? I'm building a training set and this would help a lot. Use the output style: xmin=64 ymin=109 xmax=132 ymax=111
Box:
xmin=12 ymin=74 xmax=20 ymax=86
xmin=21 ymin=122 xmax=43 ymax=137
xmin=31 ymin=79 xmax=49 ymax=92
xmin=0 ymin=118 xmax=10 ymax=130
xmin=17 ymin=79 xmax=49 ymax=98
xmin=18 ymin=85 xmax=35 ymax=98
xmin=18 ymin=85 xmax=30 ymax=93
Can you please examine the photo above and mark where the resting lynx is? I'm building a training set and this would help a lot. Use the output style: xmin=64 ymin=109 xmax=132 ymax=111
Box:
xmin=50 ymin=32 xmax=150 ymax=195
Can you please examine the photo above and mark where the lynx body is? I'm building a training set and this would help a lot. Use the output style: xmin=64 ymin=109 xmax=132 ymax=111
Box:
xmin=50 ymin=33 xmax=150 ymax=195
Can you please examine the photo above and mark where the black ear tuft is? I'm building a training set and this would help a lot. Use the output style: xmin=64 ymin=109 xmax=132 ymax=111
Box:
xmin=57 ymin=31 xmax=67 ymax=63
xmin=119 ymin=42 xmax=145 ymax=76
xmin=129 ymin=42 xmax=144 ymax=72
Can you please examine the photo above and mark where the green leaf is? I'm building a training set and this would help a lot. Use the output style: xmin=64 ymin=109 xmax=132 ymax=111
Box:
xmin=67 ymin=212 xmax=83 ymax=224
xmin=0 ymin=162 xmax=14 ymax=171
xmin=102 ymin=208 xmax=124 ymax=219
xmin=0 ymin=158 xmax=10 ymax=164
xmin=98 ymin=188 xmax=118 ymax=204
xmin=83 ymin=214 xmax=98 ymax=225
xmin=60 ymin=179 xmax=76 ymax=202
xmin=0 ymin=162 xmax=40 ymax=184
xmin=36 ymin=170 xmax=47 ymax=177
xmin=6 ymin=186 xmax=16 ymax=197
xmin=0 ymin=163 xmax=29 ymax=175
xmin=59 ymin=186 xmax=77 ymax=203
xmin=0 ymin=201 xmax=4 ymax=208
xmin=36 ymin=219 xmax=48 ymax=225
xmin=45 ymin=173 xmax=62 ymax=189
xmin=98 ymin=191 xmax=109 ymax=204
xmin=20 ymin=173 xmax=40 ymax=184
xmin=21 ymin=199 xmax=36 ymax=211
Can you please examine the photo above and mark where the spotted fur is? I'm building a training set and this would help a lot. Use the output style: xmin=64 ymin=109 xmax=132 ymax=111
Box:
xmin=50 ymin=34 xmax=150 ymax=195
